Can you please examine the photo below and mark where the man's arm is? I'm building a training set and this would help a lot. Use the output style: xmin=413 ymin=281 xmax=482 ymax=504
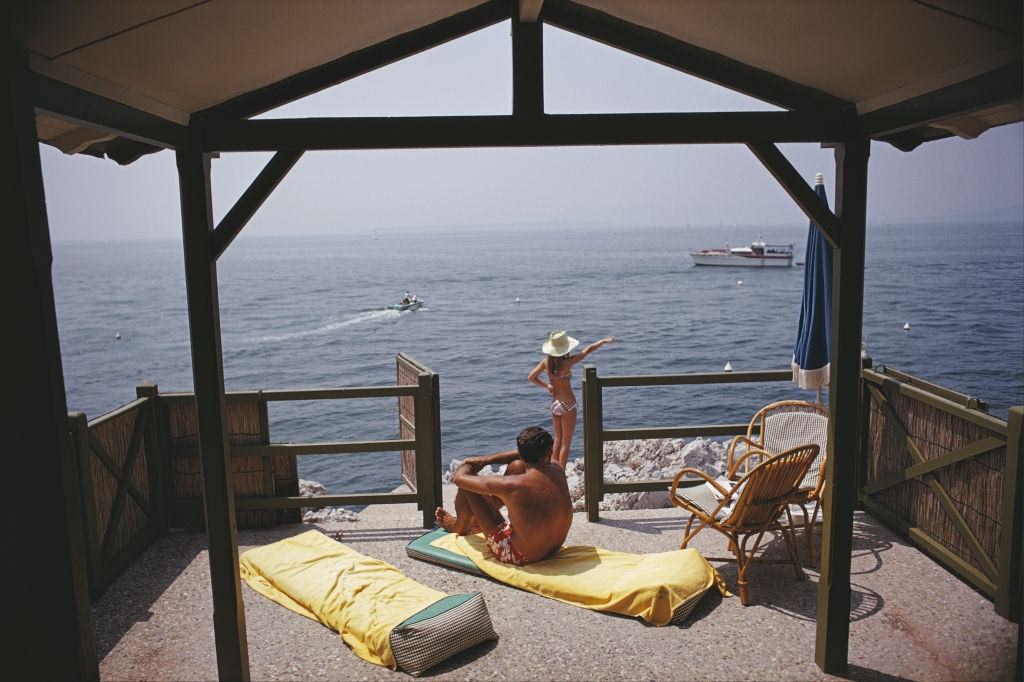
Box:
xmin=463 ymin=449 xmax=519 ymax=469
xmin=453 ymin=462 xmax=516 ymax=499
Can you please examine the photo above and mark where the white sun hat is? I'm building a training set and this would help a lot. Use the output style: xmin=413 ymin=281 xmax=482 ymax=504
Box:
xmin=542 ymin=330 xmax=580 ymax=357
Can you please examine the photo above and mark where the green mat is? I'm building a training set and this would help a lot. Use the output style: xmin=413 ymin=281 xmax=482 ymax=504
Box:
xmin=406 ymin=528 xmax=482 ymax=575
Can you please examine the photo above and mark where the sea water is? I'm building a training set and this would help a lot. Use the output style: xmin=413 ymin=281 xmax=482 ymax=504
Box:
xmin=52 ymin=222 xmax=1024 ymax=494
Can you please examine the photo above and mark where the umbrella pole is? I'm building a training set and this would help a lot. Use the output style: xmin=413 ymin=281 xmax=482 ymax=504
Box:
xmin=816 ymin=386 xmax=823 ymax=405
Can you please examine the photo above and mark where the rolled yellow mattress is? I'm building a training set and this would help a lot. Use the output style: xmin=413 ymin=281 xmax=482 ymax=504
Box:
xmin=240 ymin=530 xmax=496 ymax=675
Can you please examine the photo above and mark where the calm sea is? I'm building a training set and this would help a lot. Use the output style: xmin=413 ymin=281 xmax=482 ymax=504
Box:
xmin=52 ymin=222 xmax=1024 ymax=494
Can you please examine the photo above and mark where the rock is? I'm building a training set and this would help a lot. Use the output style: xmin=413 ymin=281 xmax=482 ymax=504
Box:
xmin=299 ymin=478 xmax=357 ymax=524
xmin=440 ymin=437 xmax=730 ymax=513
xmin=299 ymin=479 xmax=327 ymax=497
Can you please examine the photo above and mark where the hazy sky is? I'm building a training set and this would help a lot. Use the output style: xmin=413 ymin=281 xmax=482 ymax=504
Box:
xmin=40 ymin=22 xmax=1024 ymax=242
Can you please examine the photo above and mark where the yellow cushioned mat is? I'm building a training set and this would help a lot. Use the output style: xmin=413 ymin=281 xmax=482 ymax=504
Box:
xmin=431 ymin=532 xmax=728 ymax=626
xmin=239 ymin=530 xmax=445 ymax=669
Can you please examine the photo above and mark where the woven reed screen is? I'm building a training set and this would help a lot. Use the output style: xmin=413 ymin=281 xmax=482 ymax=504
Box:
xmin=88 ymin=404 xmax=155 ymax=564
xmin=166 ymin=396 xmax=299 ymax=528
xmin=865 ymin=389 xmax=1005 ymax=574
xmin=397 ymin=358 xmax=419 ymax=490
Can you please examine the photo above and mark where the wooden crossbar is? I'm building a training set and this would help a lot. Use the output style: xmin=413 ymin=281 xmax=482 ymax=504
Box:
xmin=866 ymin=384 xmax=999 ymax=581
xmin=862 ymin=436 xmax=1005 ymax=495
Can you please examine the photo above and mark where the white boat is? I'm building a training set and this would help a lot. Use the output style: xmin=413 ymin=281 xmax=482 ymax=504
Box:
xmin=387 ymin=299 xmax=423 ymax=311
xmin=690 ymin=236 xmax=795 ymax=267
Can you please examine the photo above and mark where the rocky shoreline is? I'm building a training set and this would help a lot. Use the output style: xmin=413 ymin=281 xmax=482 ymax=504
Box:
xmin=441 ymin=437 xmax=734 ymax=511
xmin=300 ymin=437 xmax=735 ymax=523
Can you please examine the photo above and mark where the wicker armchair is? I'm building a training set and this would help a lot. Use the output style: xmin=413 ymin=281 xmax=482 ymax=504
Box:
xmin=725 ymin=400 xmax=830 ymax=563
xmin=669 ymin=443 xmax=819 ymax=605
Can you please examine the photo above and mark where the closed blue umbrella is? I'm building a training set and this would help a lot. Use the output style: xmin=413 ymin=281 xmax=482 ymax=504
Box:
xmin=792 ymin=173 xmax=832 ymax=402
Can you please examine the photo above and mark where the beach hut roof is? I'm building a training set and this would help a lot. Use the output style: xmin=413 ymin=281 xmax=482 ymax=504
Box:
xmin=16 ymin=0 xmax=1023 ymax=162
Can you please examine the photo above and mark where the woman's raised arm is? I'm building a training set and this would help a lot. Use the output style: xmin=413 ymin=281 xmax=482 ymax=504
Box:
xmin=574 ymin=336 xmax=616 ymax=362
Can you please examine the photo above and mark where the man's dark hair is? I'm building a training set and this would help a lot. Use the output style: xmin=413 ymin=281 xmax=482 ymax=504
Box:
xmin=516 ymin=426 xmax=553 ymax=463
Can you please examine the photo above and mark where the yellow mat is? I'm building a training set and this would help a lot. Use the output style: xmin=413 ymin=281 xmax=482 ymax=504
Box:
xmin=431 ymin=532 xmax=728 ymax=625
xmin=240 ymin=530 xmax=445 ymax=669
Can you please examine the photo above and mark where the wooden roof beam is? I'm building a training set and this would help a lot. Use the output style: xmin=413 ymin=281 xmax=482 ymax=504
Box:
xmin=198 ymin=111 xmax=851 ymax=152
xmin=196 ymin=0 xmax=511 ymax=121
xmin=513 ymin=1 xmax=544 ymax=116
xmin=209 ymin=150 xmax=303 ymax=262
xmin=30 ymin=72 xmax=186 ymax=148
xmin=747 ymin=141 xmax=841 ymax=248
xmin=859 ymin=61 xmax=1023 ymax=138
xmin=542 ymin=0 xmax=853 ymax=116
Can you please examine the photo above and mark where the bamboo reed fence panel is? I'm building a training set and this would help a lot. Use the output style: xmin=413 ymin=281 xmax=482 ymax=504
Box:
xmin=397 ymin=356 xmax=420 ymax=490
xmin=88 ymin=404 xmax=153 ymax=563
xmin=166 ymin=397 xmax=296 ymax=528
xmin=865 ymin=387 xmax=1005 ymax=577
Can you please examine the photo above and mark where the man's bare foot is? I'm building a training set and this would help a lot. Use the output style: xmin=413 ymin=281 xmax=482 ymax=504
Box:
xmin=435 ymin=507 xmax=460 ymax=533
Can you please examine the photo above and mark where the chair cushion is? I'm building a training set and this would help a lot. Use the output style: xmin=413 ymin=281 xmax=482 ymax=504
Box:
xmin=762 ymin=411 xmax=828 ymax=488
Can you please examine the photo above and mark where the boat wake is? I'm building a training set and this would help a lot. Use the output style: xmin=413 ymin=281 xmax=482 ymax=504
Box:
xmin=249 ymin=309 xmax=403 ymax=343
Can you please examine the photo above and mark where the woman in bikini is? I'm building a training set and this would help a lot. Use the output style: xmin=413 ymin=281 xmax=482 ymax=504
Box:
xmin=528 ymin=331 xmax=616 ymax=468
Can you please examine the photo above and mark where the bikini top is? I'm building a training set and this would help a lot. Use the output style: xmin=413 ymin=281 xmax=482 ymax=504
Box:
xmin=550 ymin=363 xmax=572 ymax=380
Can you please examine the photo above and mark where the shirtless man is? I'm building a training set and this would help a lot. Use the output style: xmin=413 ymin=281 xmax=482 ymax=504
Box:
xmin=435 ymin=426 xmax=572 ymax=565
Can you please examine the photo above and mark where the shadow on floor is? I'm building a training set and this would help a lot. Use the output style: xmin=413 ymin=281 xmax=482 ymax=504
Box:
xmin=90 ymin=531 xmax=204 ymax=660
xmin=842 ymin=663 xmax=917 ymax=681
xmin=419 ymin=638 xmax=499 ymax=677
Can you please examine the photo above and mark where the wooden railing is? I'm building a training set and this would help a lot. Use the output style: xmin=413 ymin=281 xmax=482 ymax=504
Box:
xmin=859 ymin=365 xmax=1022 ymax=622
xmin=162 ymin=361 xmax=441 ymax=528
xmin=67 ymin=355 xmax=443 ymax=599
xmin=68 ymin=389 xmax=163 ymax=600
xmin=581 ymin=364 xmax=793 ymax=521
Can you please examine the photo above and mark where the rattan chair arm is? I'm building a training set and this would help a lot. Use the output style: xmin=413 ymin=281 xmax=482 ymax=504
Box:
xmin=726 ymin=436 xmax=763 ymax=477
xmin=731 ymin=447 xmax=775 ymax=476
xmin=669 ymin=467 xmax=725 ymax=503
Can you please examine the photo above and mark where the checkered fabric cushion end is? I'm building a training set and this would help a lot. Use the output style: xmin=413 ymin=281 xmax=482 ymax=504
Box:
xmin=389 ymin=592 xmax=498 ymax=676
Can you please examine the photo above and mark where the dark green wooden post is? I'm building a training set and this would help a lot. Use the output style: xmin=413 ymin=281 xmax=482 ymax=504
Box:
xmin=855 ymin=355 xmax=873 ymax=509
xmin=512 ymin=1 xmax=543 ymax=118
xmin=136 ymin=382 xmax=170 ymax=533
xmin=816 ymin=139 xmax=870 ymax=674
xmin=583 ymin=365 xmax=604 ymax=522
xmin=3 ymin=46 xmax=98 ymax=681
xmin=995 ymin=406 xmax=1022 ymax=621
xmin=430 ymin=372 xmax=443 ymax=524
xmin=177 ymin=143 xmax=249 ymax=680
xmin=414 ymin=372 xmax=436 ymax=528
xmin=70 ymin=412 xmax=102 ymax=599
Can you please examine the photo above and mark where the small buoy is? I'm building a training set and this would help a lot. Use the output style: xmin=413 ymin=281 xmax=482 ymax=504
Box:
xmin=723 ymin=361 xmax=733 ymax=372
xmin=736 ymin=280 xmax=743 ymax=286
xmin=514 ymin=297 xmax=520 ymax=304
xmin=114 ymin=331 xmax=122 ymax=340
xmin=903 ymin=322 xmax=911 ymax=332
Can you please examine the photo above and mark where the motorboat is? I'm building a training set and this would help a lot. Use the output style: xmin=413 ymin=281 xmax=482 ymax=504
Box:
xmin=690 ymin=236 xmax=795 ymax=267
xmin=387 ymin=298 xmax=423 ymax=311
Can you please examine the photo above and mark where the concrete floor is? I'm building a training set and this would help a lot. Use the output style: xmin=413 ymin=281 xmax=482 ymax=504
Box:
xmin=93 ymin=486 xmax=1018 ymax=681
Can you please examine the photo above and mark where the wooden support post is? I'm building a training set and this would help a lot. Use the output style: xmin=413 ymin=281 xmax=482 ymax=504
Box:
xmin=414 ymin=372 xmax=436 ymax=528
xmin=816 ymin=139 xmax=870 ymax=674
xmin=856 ymin=355 xmax=873 ymax=509
xmin=176 ymin=143 xmax=249 ymax=680
xmin=430 ymin=372 xmax=443 ymax=523
xmin=995 ymin=406 xmax=1023 ymax=621
xmin=583 ymin=365 xmax=604 ymax=522
xmin=137 ymin=382 xmax=170 ymax=533
xmin=3 ymin=46 xmax=98 ymax=681
xmin=71 ymin=412 xmax=101 ymax=599
xmin=512 ymin=1 xmax=544 ymax=117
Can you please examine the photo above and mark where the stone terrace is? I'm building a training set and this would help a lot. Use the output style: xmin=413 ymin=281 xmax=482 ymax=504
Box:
xmin=93 ymin=486 xmax=1017 ymax=681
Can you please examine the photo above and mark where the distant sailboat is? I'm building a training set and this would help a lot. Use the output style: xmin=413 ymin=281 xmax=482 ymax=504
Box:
xmin=373 ymin=229 xmax=378 ymax=240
